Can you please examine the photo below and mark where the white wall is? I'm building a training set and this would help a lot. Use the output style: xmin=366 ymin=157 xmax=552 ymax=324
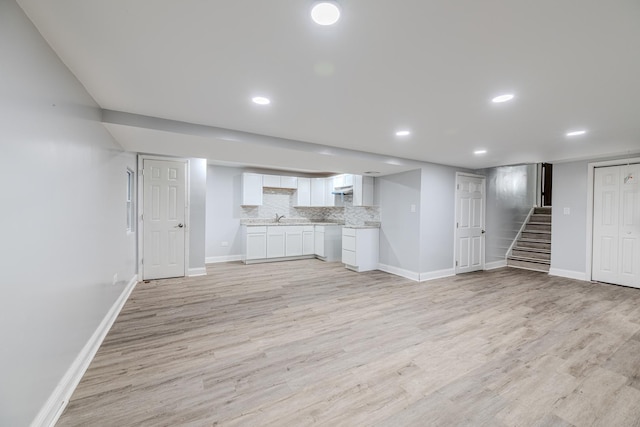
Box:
xmin=205 ymin=165 xmax=243 ymax=261
xmin=377 ymin=170 xmax=422 ymax=274
xmin=0 ymin=1 xmax=137 ymax=425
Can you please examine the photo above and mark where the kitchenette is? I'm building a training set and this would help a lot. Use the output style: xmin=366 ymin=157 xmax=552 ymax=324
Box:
xmin=240 ymin=172 xmax=381 ymax=272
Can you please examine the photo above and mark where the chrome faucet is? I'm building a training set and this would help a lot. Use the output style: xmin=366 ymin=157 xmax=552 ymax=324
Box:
xmin=275 ymin=213 xmax=285 ymax=223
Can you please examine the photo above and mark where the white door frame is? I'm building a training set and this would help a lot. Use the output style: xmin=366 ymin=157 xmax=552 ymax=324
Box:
xmin=454 ymin=172 xmax=487 ymax=274
xmin=586 ymin=156 xmax=640 ymax=282
xmin=137 ymin=154 xmax=191 ymax=279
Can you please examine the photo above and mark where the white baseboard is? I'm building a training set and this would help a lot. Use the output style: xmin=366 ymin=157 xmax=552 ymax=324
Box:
xmin=205 ymin=255 xmax=243 ymax=264
xmin=32 ymin=275 xmax=138 ymax=427
xmin=187 ymin=267 xmax=207 ymax=277
xmin=548 ymin=268 xmax=587 ymax=281
xmin=485 ymin=260 xmax=507 ymax=270
xmin=378 ymin=263 xmax=420 ymax=281
xmin=419 ymin=268 xmax=456 ymax=282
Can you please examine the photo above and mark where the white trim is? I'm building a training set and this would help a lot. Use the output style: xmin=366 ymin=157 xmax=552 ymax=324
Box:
xmin=419 ymin=268 xmax=456 ymax=282
xmin=32 ymin=275 xmax=138 ymax=427
xmin=586 ymin=156 xmax=640 ymax=282
xmin=378 ymin=263 xmax=420 ymax=281
xmin=138 ymin=155 xmax=191 ymax=280
xmin=454 ymin=172 xmax=487 ymax=274
xmin=187 ymin=267 xmax=207 ymax=277
xmin=206 ymin=255 xmax=243 ymax=264
xmin=485 ymin=260 xmax=507 ymax=270
xmin=549 ymin=268 xmax=587 ymax=281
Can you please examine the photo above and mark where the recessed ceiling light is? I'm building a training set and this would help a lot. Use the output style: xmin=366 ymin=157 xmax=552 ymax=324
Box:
xmin=492 ymin=94 xmax=515 ymax=103
xmin=363 ymin=171 xmax=381 ymax=175
xmin=474 ymin=150 xmax=487 ymax=155
xmin=566 ymin=130 xmax=587 ymax=137
xmin=251 ymin=96 xmax=271 ymax=105
xmin=395 ymin=130 xmax=411 ymax=136
xmin=311 ymin=2 xmax=341 ymax=26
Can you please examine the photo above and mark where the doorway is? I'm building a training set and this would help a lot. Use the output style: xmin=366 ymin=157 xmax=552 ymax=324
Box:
xmin=591 ymin=163 xmax=640 ymax=288
xmin=455 ymin=173 xmax=486 ymax=274
xmin=140 ymin=158 xmax=188 ymax=280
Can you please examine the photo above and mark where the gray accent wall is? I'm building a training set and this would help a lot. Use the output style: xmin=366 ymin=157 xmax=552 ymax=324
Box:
xmin=206 ymin=165 xmax=244 ymax=260
xmin=189 ymin=158 xmax=207 ymax=270
xmin=377 ymin=170 xmax=422 ymax=273
xmin=550 ymin=160 xmax=589 ymax=274
xmin=420 ymin=164 xmax=460 ymax=273
xmin=0 ymin=1 xmax=137 ymax=425
xmin=481 ymin=164 xmax=537 ymax=263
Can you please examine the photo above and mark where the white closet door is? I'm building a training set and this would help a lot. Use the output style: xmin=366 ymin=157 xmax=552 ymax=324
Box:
xmin=593 ymin=164 xmax=640 ymax=288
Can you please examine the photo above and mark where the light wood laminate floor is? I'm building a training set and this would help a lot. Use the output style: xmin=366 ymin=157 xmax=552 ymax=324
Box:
xmin=57 ymin=260 xmax=640 ymax=426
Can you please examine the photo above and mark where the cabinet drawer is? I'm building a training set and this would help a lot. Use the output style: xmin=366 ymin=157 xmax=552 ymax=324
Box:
xmin=342 ymin=227 xmax=356 ymax=237
xmin=246 ymin=226 xmax=267 ymax=233
xmin=343 ymin=235 xmax=356 ymax=251
xmin=342 ymin=249 xmax=356 ymax=266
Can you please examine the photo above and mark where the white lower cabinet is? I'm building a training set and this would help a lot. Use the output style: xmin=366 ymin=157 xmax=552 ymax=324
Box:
xmin=244 ymin=224 xmax=341 ymax=264
xmin=303 ymin=226 xmax=315 ymax=255
xmin=342 ymin=227 xmax=379 ymax=272
xmin=267 ymin=227 xmax=285 ymax=258
xmin=285 ymin=226 xmax=304 ymax=257
xmin=243 ymin=226 xmax=267 ymax=261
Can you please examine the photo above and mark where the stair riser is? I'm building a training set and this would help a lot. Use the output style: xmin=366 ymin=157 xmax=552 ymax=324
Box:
xmin=508 ymin=259 xmax=550 ymax=272
xmin=534 ymin=207 xmax=552 ymax=215
xmin=525 ymin=223 xmax=551 ymax=232
xmin=531 ymin=214 xmax=551 ymax=223
xmin=521 ymin=231 xmax=551 ymax=241
xmin=517 ymin=241 xmax=551 ymax=250
xmin=512 ymin=250 xmax=551 ymax=260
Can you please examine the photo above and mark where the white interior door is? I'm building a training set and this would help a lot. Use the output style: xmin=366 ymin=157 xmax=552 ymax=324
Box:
xmin=593 ymin=164 xmax=640 ymax=288
xmin=455 ymin=174 xmax=486 ymax=274
xmin=143 ymin=159 xmax=187 ymax=280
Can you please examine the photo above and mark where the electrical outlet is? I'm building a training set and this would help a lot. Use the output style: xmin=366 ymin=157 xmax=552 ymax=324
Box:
xmin=221 ymin=241 xmax=229 ymax=247
xmin=112 ymin=273 xmax=118 ymax=285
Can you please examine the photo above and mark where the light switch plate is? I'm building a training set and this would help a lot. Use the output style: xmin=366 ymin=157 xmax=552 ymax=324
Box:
xmin=410 ymin=204 xmax=416 ymax=213
xmin=563 ymin=207 xmax=570 ymax=215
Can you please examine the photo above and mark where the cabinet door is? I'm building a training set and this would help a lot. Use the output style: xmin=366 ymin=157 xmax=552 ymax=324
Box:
xmin=311 ymin=178 xmax=325 ymax=206
xmin=324 ymin=178 xmax=336 ymax=207
xmin=263 ymin=175 xmax=281 ymax=188
xmin=303 ymin=231 xmax=314 ymax=255
xmin=280 ymin=176 xmax=298 ymax=189
xmin=246 ymin=233 xmax=267 ymax=260
xmin=297 ymin=178 xmax=311 ymax=206
xmin=285 ymin=227 xmax=303 ymax=256
xmin=314 ymin=230 xmax=325 ymax=256
xmin=242 ymin=173 xmax=263 ymax=206
xmin=267 ymin=227 xmax=285 ymax=258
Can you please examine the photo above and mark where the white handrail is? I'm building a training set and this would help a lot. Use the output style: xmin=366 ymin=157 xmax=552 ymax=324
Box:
xmin=506 ymin=206 xmax=536 ymax=260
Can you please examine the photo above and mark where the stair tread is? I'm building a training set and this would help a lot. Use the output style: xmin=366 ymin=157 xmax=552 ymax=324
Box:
xmin=527 ymin=222 xmax=552 ymax=226
xmin=513 ymin=247 xmax=551 ymax=254
xmin=508 ymin=255 xmax=551 ymax=264
xmin=522 ymin=229 xmax=551 ymax=234
xmin=519 ymin=237 xmax=551 ymax=243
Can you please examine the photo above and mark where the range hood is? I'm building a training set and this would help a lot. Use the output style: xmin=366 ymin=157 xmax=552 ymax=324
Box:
xmin=332 ymin=185 xmax=353 ymax=195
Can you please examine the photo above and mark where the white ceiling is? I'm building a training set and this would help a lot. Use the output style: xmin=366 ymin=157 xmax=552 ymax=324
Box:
xmin=17 ymin=0 xmax=640 ymax=174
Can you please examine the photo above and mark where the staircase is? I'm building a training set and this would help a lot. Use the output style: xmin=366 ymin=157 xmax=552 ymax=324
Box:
xmin=507 ymin=207 xmax=551 ymax=272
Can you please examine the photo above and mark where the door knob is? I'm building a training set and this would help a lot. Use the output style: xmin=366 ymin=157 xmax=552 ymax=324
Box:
xmin=176 ymin=223 xmax=184 ymax=228
xmin=481 ymin=229 xmax=486 ymax=234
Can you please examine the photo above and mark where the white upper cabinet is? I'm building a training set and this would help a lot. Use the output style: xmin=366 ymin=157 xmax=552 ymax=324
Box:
xmin=296 ymin=178 xmax=311 ymax=206
xmin=324 ymin=178 xmax=336 ymax=207
xmin=241 ymin=173 xmax=263 ymax=206
xmin=263 ymin=174 xmax=298 ymax=189
xmin=280 ymin=176 xmax=298 ymax=189
xmin=353 ymin=175 xmax=375 ymax=206
xmin=311 ymin=178 xmax=326 ymax=206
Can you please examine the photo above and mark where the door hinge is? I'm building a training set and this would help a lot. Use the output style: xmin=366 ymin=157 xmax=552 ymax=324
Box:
xmin=457 ymin=184 xmax=460 ymax=190
xmin=140 ymin=213 xmax=143 ymax=221
xmin=141 ymin=258 xmax=144 ymax=265
xmin=455 ymin=260 xmax=458 ymax=266
xmin=456 ymin=222 xmax=459 ymax=228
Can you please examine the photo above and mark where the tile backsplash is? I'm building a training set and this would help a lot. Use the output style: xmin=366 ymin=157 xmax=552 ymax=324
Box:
xmin=240 ymin=188 xmax=379 ymax=226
